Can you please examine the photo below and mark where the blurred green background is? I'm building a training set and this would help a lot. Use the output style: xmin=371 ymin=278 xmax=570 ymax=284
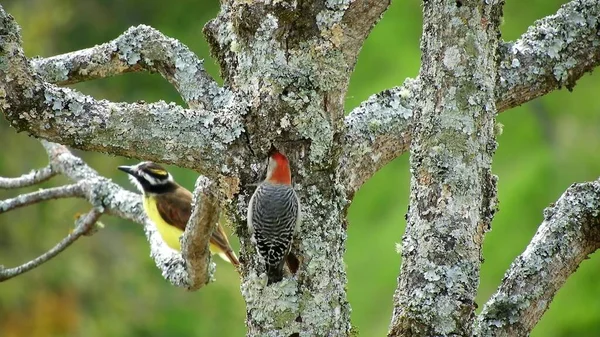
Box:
xmin=1 ymin=0 xmax=599 ymax=336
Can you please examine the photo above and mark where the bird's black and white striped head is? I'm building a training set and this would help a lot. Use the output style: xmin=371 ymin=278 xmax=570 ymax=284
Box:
xmin=118 ymin=161 xmax=175 ymax=195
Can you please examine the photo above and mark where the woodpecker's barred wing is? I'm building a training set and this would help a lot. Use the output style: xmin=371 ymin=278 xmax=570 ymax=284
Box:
xmin=155 ymin=188 xmax=193 ymax=231
xmin=248 ymin=183 xmax=299 ymax=283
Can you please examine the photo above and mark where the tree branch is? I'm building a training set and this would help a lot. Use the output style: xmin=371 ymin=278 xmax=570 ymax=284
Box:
xmin=0 ymin=138 xmax=218 ymax=288
xmin=6 ymin=86 xmax=242 ymax=175
xmin=474 ymin=179 xmax=600 ymax=336
xmin=0 ymin=183 xmax=85 ymax=213
xmin=180 ymin=176 xmax=220 ymax=290
xmin=340 ymin=0 xmax=391 ymax=66
xmin=0 ymin=208 xmax=102 ymax=282
xmin=338 ymin=79 xmax=417 ymax=195
xmin=340 ymin=0 xmax=600 ymax=194
xmin=497 ymin=0 xmax=600 ymax=111
xmin=31 ymin=24 xmax=228 ymax=110
xmin=0 ymin=165 xmax=56 ymax=188
xmin=0 ymin=5 xmax=249 ymax=176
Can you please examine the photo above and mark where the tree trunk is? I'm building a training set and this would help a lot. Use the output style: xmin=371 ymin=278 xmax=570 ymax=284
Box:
xmin=200 ymin=2 xmax=387 ymax=335
xmin=388 ymin=1 xmax=503 ymax=336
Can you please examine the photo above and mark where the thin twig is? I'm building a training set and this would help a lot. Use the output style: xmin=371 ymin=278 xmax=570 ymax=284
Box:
xmin=0 ymin=183 xmax=85 ymax=214
xmin=0 ymin=166 xmax=56 ymax=189
xmin=0 ymin=209 xmax=103 ymax=282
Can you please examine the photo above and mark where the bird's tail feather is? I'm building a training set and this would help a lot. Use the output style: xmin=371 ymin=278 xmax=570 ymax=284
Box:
xmin=267 ymin=259 xmax=286 ymax=285
xmin=285 ymin=252 xmax=299 ymax=274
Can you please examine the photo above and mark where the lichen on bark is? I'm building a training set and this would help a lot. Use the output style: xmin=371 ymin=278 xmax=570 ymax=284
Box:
xmin=389 ymin=1 xmax=503 ymax=336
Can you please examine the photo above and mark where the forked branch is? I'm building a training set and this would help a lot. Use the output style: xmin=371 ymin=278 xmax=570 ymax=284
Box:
xmin=41 ymin=141 xmax=218 ymax=290
xmin=0 ymin=183 xmax=85 ymax=213
xmin=0 ymin=140 xmax=218 ymax=289
xmin=340 ymin=0 xmax=600 ymax=194
xmin=31 ymin=24 xmax=226 ymax=109
xmin=0 ymin=5 xmax=249 ymax=176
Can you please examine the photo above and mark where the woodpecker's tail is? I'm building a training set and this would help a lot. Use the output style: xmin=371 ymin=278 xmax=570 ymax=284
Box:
xmin=266 ymin=259 xmax=286 ymax=285
xmin=285 ymin=252 xmax=300 ymax=274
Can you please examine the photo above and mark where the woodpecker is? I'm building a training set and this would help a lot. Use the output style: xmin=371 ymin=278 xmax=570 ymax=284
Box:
xmin=247 ymin=150 xmax=301 ymax=284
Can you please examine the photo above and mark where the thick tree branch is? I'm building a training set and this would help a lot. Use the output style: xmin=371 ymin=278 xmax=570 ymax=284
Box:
xmin=181 ymin=177 xmax=220 ymax=290
xmin=474 ymin=179 xmax=600 ymax=336
xmin=340 ymin=0 xmax=600 ymax=194
xmin=0 ymin=6 xmax=249 ymax=176
xmin=0 ymin=165 xmax=56 ymax=188
xmin=0 ymin=183 xmax=85 ymax=213
xmin=6 ymin=85 xmax=242 ymax=175
xmin=0 ymin=209 xmax=102 ymax=282
xmin=340 ymin=0 xmax=391 ymax=66
xmin=31 ymin=25 xmax=228 ymax=110
xmin=497 ymin=0 xmax=600 ymax=111
xmin=40 ymin=141 xmax=217 ymax=290
xmin=339 ymin=79 xmax=416 ymax=196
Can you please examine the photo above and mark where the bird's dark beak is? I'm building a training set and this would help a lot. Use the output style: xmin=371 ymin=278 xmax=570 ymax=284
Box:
xmin=118 ymin=165 xmax=134 ymax=175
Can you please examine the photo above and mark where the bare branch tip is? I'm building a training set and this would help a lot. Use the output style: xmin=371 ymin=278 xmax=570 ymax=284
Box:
xmin=0 ymin=182 xmax=86 ymax=214
xmin=0 ymin=166 xmax=56 ymax=189
xmin=0 ymin=208 xmax=103 ymax=282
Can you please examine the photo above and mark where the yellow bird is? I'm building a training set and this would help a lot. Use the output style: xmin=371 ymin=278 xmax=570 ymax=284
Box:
xmin=118 ymin=162 xmax=239 ymax=266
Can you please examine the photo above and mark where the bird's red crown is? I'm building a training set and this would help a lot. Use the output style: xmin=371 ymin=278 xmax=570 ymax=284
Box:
xmin=268 ymin=151 xmax=292 ymax=185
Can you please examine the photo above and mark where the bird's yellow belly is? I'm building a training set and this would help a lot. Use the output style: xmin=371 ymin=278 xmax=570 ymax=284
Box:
xmin=143 ymin=196 xmax=184 ymax=251
xmin=142 ymin=196 xmax=221 ymax=254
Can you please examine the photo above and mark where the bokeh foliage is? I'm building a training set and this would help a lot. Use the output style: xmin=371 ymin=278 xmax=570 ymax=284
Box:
xmin=1 ymin=1 xmax=599 ymax=336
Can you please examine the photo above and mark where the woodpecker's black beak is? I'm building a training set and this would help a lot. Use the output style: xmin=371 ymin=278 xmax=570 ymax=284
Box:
xmin=117 ymin=165 xmax=134 ymax=175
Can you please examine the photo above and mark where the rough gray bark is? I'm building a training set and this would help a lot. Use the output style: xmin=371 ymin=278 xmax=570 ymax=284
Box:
xmin=2 ymin=0 xmax=600 ymax=336
xmin=388 ymin=1 xmax=502 ymax=335
xmin=200 ymin=1 xmax=391 ymax=334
